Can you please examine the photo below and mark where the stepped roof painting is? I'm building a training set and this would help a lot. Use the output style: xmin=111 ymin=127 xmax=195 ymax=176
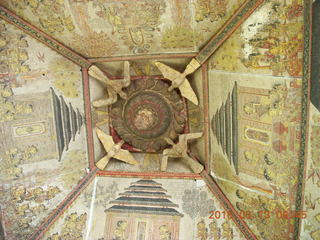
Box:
xmin=105 ymin=179 xmax=183 ymax=240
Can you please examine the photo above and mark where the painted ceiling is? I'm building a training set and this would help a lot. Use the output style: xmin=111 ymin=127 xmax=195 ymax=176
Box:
xmin=0 ymin=0 xmax=245 ymax=58
xmin=0 ymin=0 xmax=319 ymax=240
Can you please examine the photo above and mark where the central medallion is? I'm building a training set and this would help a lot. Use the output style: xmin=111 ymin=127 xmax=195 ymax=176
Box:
xmin=110 ymin=78 xmax=186 ymax=152
xmin=133 ymin=108 xmax=157 ymax=130
xmin=124 ymin=91 xmax=172 ymax=139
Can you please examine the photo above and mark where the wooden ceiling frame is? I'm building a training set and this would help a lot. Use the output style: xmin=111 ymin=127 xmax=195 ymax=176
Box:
xmin=0 ymin=1 xmax=279 ymax=240
xmin=87 ymin=52 xmax=197 ymax=63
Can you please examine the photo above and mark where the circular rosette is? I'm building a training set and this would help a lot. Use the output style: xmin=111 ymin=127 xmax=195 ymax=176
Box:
xmin=110 ymin=78 xmax=186 ymax=152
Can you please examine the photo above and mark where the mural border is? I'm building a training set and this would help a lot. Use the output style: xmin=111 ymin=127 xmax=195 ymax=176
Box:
xmin=294 ymin=0 xmax=312 ymax=239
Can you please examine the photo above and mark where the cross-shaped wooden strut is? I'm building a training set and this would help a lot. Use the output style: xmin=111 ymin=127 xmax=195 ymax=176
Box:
xmin=155 ymin=58 xmax=201 ymax=105
xmin=161 ymin=133 xmax=204 ymax=173
xmin=88 ymin=61 xmax=131 ymax=107
xmin=95 ymin=128 xmax=139 ymax=170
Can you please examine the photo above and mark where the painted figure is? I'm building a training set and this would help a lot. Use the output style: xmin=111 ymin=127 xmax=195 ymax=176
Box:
xmin=221 ymin=222 xmax=233 ymax=240
xmin=159 ymin=225 xmax=172 ymax=240
xmin=209 ymin=221 xmax=220 ymax=239
xmin=196 ymin=219 xmax=208 ymax=240
xmin=113 ymin=220 xmax=128 ymax=240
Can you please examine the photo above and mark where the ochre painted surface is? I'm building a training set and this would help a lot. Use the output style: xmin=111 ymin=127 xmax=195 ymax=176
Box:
xmin=0 ymin=0 xmax=245 ymax=57
xmin=0 ymin=20 xmax=88 ymax=239
xmin=43 ymin=177 xmax=246 ymax=240
xmin=211 ymin=0 xmax=304 ymax=78
xmin=208 ymin=0 xmax=310 ymax=239
xmin=0 ymin=0 xmax=316 ymax=239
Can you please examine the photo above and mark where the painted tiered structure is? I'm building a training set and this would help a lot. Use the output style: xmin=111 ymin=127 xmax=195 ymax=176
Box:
xmin=0 ymin=88 xmax=83 ymax=163
xmin=211 ymin=82 xmax=238 ymax=174
xmin=105 ymin=179 xmax=183 ymax=240
xmin=52 ymin=88 xmax=83 ymax=159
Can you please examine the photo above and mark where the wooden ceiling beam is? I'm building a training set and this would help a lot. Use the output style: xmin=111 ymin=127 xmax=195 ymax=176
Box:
xmin=97 ymin=170 xmax=202 ymax=179
xmin=88 ymin=52 xmax=197 ymax=63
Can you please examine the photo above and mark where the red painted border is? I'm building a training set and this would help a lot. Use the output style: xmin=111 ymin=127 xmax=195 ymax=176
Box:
xmin=202 ymin=63 xmax=210 ymax=171
xmin=28 ymin=169 xmax=97 ymax=240
xmin=82 ymin=68 xmax=95 ymax=170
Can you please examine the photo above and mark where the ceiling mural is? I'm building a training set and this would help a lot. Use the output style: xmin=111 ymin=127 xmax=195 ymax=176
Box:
xmin=0 ymin=20 xmax=88 ymax=239
xmin=43 ymin=177 xmax=247 ymax=240
xmin=207 ymin=0 xmax=312 ymax=239
xmin=0 ymin=0 xmax=246 ymax=58
xmin=0 ymin=0 xmax=317 ymax=239
xmin=210 ymin=0 xmax=304 ymax=78
xmin=208 ymin=72 xmax=302 ymax=239
xmin=300 ymin=105 xmax=320 ymax=240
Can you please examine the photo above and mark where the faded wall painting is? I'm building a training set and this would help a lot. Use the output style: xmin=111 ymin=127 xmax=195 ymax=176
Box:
xmin=104 ymin=179 xmax=183 ymax=240
xmin=41 ymin=177 xmax=244 ymax=240
xmin=43 ymin=179 xmax=94 ymax=240
xmin=208 ymin=0 xmax=306 ymax=238
xmin=212 ymin=0 xmax=304 ymax=78
xmin=0 ymin=0 xmax=316 ymax=239
xmin=0 ymin=20 xmax=88 ymax=239
xmin=0 ymin=0 xmax=246 ymax=57
xmin=300 ymin=104 xmax=320 ymax=240
xmin=209 ymin=72 xmax=303 ymax=239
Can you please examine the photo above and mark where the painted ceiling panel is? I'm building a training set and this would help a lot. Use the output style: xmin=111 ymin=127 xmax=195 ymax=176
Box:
xmin=43 ymin=177 xmax=247 ymax=240
xmin=89 ymin=67 xmax=204 ymax=173
xmin=207 ymin=71 xmax=302 ymax=239
xmin=0 ymin=20 xmax=89 ymax=239
xmin=301 ymin=104 xmax=320 ymax=239
xmin=0 ymin=0 xmax=246 ymax=58
xmin=0 ymin=0 xmax=317 ymax=239
xmin=207 ymin=0 xmax=307 ymax=239
xmin=210 ymin=0 xmax=304 ymax=78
